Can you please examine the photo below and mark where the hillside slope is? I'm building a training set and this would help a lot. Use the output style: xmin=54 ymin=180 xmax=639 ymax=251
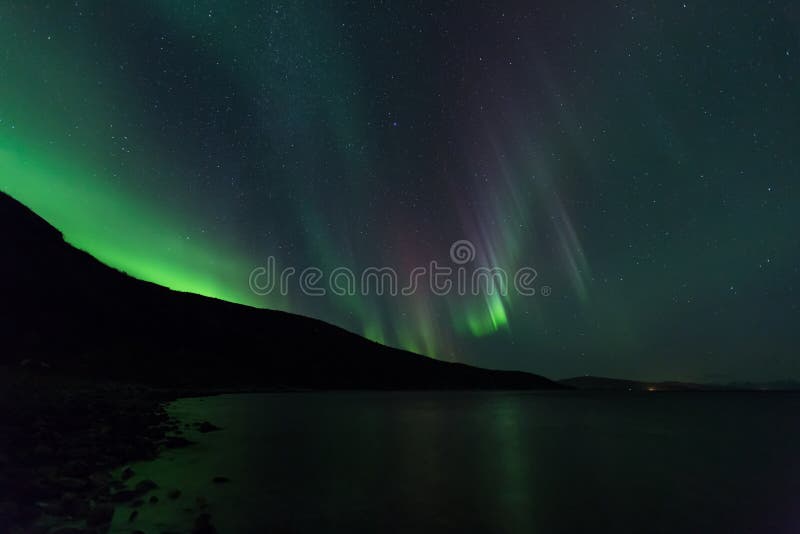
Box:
xmin=0 ymin=192 xmax=564 ymax=390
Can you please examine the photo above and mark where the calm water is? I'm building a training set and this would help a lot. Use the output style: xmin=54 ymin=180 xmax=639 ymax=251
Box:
xmin=111 ymin=392 xmax=800 ymax=533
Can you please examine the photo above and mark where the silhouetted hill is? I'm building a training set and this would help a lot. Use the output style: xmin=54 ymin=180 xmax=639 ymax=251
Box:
xmin=560 ymin=376 xmax=716 ymax=391
xmin=0 ymin=192 xmax=564 ymax=390
xmin=561 ymin=376 xmax=800 ymax=392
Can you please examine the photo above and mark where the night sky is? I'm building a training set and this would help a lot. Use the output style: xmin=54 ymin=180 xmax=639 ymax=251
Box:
xmin=1 ymin=1 xmax=798 ymax=382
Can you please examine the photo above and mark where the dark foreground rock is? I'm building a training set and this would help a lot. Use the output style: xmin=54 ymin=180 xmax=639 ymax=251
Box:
xmin=0 ymin=367 xmax=184 ymax=533
xmin=196 ymin=421 xmax=222 ymax=433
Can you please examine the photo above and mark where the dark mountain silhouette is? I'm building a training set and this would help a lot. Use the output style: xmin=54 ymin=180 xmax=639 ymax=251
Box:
xmin=560 ymin=376 xmax=710 ymax=391
xmin=0 ymin=191 xmax=564 ymax=390
xmin=562 ymin=376 xmax=800 ymax=392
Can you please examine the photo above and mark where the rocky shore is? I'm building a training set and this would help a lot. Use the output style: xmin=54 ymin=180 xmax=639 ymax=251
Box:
xmin=0 ymin=366 xmax=219 ymax=534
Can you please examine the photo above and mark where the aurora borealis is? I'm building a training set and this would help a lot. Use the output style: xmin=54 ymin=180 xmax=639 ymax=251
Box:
xmin=1 ymin=1 xmax=798 ymax=381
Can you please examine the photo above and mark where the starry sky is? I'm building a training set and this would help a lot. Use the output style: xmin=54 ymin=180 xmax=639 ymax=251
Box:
xmin=1 ymin=1 xmax=798 ymax=382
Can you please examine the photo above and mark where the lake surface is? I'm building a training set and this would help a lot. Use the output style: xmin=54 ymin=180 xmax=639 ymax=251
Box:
xmin=111 ymin=391 xmax=800 ymax=533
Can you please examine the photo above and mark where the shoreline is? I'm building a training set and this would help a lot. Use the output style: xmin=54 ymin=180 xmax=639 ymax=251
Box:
xmin=4 ymin=367 xmax=796 ymax=533
xmin=0 ymin=367 xmax=200 ymax=533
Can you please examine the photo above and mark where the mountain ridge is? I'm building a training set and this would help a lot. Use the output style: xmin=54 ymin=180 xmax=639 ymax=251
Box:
xmin=0 ymin=191 xmax=564 ymax=390
xmin=560 ymin=375 xmax=800 ymax=392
